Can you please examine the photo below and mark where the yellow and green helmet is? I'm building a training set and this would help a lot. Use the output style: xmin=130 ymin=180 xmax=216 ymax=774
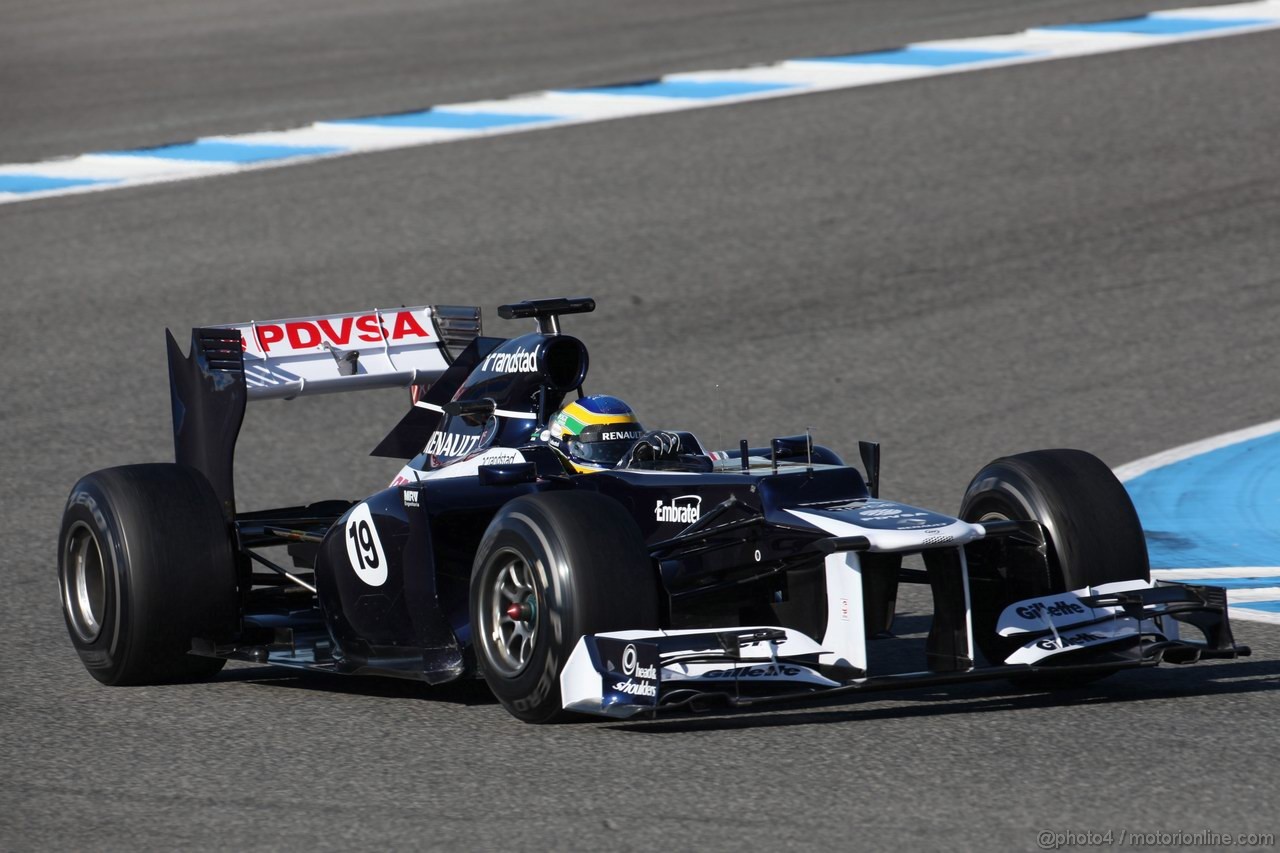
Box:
xmin=547 ymin=395 xmax=645 ymax=471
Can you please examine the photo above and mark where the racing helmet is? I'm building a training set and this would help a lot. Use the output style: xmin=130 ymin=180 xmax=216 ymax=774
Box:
xmin=546 ymin=395 xmax=645 ymax=472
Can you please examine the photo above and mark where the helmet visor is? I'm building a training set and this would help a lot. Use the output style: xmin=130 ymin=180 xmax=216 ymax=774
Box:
xmin=569 ymin=438 xmax=636 ymax=467
xmin=567 ymin=422 xmax=645 ymax=467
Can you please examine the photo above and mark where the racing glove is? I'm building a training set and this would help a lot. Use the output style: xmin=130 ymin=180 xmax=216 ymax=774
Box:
xmin=630 ymin=430 xmax=682 ymax=462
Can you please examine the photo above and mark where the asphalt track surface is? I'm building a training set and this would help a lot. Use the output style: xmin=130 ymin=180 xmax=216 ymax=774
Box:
xmin=2 ymin=1 xmax=1279 ymax=850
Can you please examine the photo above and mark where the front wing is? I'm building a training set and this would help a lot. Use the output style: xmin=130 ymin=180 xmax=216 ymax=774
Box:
xmin=560 ymin=579 xmax=1248 ymax=719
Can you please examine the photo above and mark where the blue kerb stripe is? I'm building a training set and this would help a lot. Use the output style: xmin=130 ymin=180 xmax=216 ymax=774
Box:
xmin=1168 ymin=578 xmax=1280 ymax=590
xmin=1234 ymin=600 xmax=1280 ymax=614
xmin=797 ymin=47 xmax=1033 ymax=67
xmin=1045 ymin=16 xmax=1270 ymax=35
xmin=104 ymin=141 xmax=342 ymax=163
xmin=565 ymin=80 xmax=797 ymax=99
xmin=1126 ymin=430 xmax=1280 ymax=569
xmin=335 ymin=111 xmax=560 ymax=130
xmin=0 ymin=174 xmax=116 ymax=193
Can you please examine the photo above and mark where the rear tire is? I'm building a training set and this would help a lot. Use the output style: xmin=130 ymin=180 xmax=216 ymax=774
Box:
xmin=469 ymin=491 xmax=660 ymax=723
xmin=960 ymin=449 xmax=1149 ymax=681
xmin=58 ymin=464 xmax=238 ymax=685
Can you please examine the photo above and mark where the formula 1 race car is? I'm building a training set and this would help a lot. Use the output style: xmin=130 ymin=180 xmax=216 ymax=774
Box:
xmin=57 ymin=297 xmax=1249 ymax=722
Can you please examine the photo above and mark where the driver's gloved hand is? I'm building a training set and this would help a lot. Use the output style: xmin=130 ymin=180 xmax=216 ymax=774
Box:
xmin=631 ymin=430 xmax=682 ymax=462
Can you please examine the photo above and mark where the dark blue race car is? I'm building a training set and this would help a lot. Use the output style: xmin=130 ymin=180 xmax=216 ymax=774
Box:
xmin=57 ymin=297 xmax=1248 ymax=722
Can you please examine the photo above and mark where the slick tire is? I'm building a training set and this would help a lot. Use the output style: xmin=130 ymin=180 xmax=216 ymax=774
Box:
xmin=470 ymin=491 xmax=660 ymax=723
xmin=58 ymin=464 xmax=238 ymax=685
xmin=960 ymin=449 xmax=1150 ymax=683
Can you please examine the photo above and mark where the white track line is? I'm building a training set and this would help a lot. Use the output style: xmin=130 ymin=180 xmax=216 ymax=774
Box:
xmin=3 ymin=0 xmax=1280 ymax=205
xmin=1114 ymin=417 xmax=1280 ymax=482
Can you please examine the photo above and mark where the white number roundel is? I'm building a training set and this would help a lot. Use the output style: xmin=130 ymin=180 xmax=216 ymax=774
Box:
xmin=344 ymin=502 xmax=388 ymax=586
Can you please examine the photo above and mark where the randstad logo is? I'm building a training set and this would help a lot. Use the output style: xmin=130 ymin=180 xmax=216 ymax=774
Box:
xmin=481 ymin=348 xmax=538 ymax=374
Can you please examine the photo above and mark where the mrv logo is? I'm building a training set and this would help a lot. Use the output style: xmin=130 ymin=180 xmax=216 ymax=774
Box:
xmin=424 ymin=431 xmax=481 ymax=457
xmin=654 ymin=495 xmax=701 ymax=524
xmin=1016 ymin=599 xmax=1087 ymax=620
xmin=481 ymin=347 xmax=538 ymax=374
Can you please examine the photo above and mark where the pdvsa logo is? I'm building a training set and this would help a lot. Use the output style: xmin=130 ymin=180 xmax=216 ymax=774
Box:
xmin=654 ymin=495 xmax=701 ymax=524
xmin=243 ymin=311 xmax=431 ymax=354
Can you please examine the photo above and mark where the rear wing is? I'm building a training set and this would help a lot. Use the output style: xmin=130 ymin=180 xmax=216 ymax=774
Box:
xmin=167 ymin=305 xmax=480 ymax=516
xmin=217 ymin=305 xmax=481 ymax=401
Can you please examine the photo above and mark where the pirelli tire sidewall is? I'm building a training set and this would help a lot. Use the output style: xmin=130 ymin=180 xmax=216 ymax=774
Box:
xmin=470 ymin=490 xmax=659 ymax=723
xmin=960 ymin=448 xmax=1150 ymax=668
xmin=57 ymin=464 xmax=237 ymax=685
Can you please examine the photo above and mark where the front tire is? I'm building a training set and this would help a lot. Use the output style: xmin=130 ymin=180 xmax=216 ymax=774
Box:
xmin=960 ymin=449 xmax=1149 ymax=677
xmin=58 ymin=464 xmax=238 ymax=685
xmin=469 ymin=491 xmax=660 ymax=723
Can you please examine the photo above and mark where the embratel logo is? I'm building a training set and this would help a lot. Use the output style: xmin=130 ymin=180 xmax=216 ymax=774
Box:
xmin=481 ymin=347 xmax=538 ymax=374
xmin=654 ymin=495 xmax=701 ymax=524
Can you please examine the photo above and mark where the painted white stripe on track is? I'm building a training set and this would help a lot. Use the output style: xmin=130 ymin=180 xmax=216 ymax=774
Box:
xmin=0 ymin=153 xmax=232 ymax=180
xmin=1157 ymin=1 xmax=1280 ymax=17
xmin=1152 ymin=567 xmax=1280 ymax=579
xmin=1223 ymin=610 xmax=1280 ymax=626
xmin=1113 ymin=417 xmax=1280 ymax=481
xmin=205 ymin=125 xmax=473 ymax=151
xmin=3 ymin=0 xmax=1280 ymax=206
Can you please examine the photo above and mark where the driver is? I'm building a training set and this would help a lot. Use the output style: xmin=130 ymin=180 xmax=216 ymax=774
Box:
xmin=544 ymin=395 xmax=681 ymax=473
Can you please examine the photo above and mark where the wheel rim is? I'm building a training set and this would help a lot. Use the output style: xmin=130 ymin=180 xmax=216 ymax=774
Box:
xmin=63 ymin=521 xmax=107 ymax=643
xmin=485 ymin=549 xmax=539 ymax=677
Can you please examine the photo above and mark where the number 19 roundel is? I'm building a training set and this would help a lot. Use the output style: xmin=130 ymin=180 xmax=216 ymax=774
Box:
xmin=344 ymin=502 xmax=388 ymax=586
